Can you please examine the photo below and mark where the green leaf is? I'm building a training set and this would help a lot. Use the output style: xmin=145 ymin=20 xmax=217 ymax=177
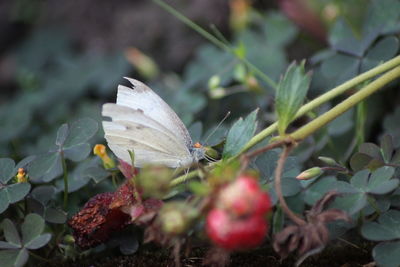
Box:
xmin=28 ymin=153 xmax=62 ymax=182
xmin=320 ymin=53 xmax=361 ymax=87
xmin=31 ymin=185 xmax=56 ymax=205
xmin=15 ymin=156 xmax=35 ymax=171
xmin=223 ymin=109 xmax=258 ymax=158
xmin=82 ymin=166 xmax=109 ymax=183
xmin=262 ymin=12 xmax=297 ymax=47
xmin=327 ymin=109 xmax=354 ymax=136
xmin=0 ymin=158 xmax=15 ymax=183
xmin=275 ymin=61 xmax=310 ymax=135
xmin=332 ymin=193 xmax=368 ymax=215
xmin=304 ymin=176 xmax=337 ymax=205
xmin=2 ymin=219 xmax=21 ymax=247
xmin=364 ymin=0 xmax=400 ymax=34
xmin=362 ymin=210 xmax=400 ymax=241
xmin=21 ymin=214 xmax=45 ymax=245
xmin=63 ymin=118 xmax=98 ymax=148
xmin=350 ymin=169 xmax=370 ymax=191
xmin=349 ymin=152 xmax=374 ymax=171
xmin=63 ymin=143 xmax=91 ymax=162
xmin=14 ymin=248 xmax=29 ymax=267
xmin=361 ymin=36 xmax=399 ymax=72
xmin=0 ymin=249 xmax=29 ymax=267
xmin=381 ymin=134 xmax=394 ymax=163
xmin=360 ymin=143 xmax=383 ymax=160
xmin=384 ymin=107 xmax=400 ymax=147
xmin=24 ymin=233 xmax=51 ymax=250
xmin=5 ymin=183 xmax=31 ymax=204
xmin=369 ymin=180 xmax=399 ymax=195
xmin=0 ymin=190 xmax=10 ymax=214
xmin=0 ymin=241 xmax=20 ymax=249
xmin=44 ymin=208 xmax=67 ymax=224
xmin=55 ymin=124 xmax=69 ymax=147
xmin=368 ymin=166 xmax=395 ymax=186
xmin=373 ymin=241 xmax=400 ymax=267
xmin=280 ymin=177 xmax=302 ymax=197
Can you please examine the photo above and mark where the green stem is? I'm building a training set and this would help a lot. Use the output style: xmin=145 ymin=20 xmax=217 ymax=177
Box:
xmin=170 ymin=169 xmax=200 ymax=187
xmin=290 ymin=66 xmax=400 ymax=141
xmin=151 ymin=0 xmax=277 ymax=89
xmin=60 ymin=153 xmax=68 ymax=210
xmin=237 ymin=55 xmax=400 ymax=155
xmin=29 ymin=251 xmax=52 ymax=263
xmin=355 ymin=100 xmax=366 ymax=147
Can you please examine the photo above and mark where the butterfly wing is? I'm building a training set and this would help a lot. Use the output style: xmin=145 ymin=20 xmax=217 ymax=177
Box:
xmin=102 ymin=103 xmax=193 ymax=168
xmin=116 ymin=78 xmax=193 ymax=148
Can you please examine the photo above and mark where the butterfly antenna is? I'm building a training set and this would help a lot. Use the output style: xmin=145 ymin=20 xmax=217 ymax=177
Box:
xmin=203 ymin=111 xmax=231 ymax=145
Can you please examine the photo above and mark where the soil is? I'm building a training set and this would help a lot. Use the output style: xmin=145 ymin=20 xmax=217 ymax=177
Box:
xmin=50 ymin=241 xmax=373 ymax=267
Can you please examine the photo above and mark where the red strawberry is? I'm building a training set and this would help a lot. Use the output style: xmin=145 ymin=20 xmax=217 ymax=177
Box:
xmin=206 ymin=209 xmax=268 ymax=251
xmin=217 ymin=175 xmax=271 ymax=217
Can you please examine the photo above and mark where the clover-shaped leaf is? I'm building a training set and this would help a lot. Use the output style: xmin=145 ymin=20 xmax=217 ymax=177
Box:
xmin=82 ymin=166 xmax=110 ymax=183
xmin=350 ymin=136 xmax=400 ymax=171
xmin=223 ymin=109 xmax=258 ymax=158
xmin=363 ymin=0 xmax=400 ymax=35
xmin=362 ymin=210 xmax=400 ymax=241
xmin=332 ymin=167 xmax=398 ymax=215
xmin=0 ymin=159 xmax=31 ymax=214
xmin=62 ymin=118 xmax=98 ymax=155
xmin=372 ymin=241 xmax=400 ymax=267
xmin=0 ymin=214 xmax=51 ymax=267
xmin=0 ymin=158 xmax=15 ymax=184
xmin=2 ymin=219 xmax=21 ymax=247
xmin=360 ymin=36 xmax=399 ymax=72
xmin=384 ymin=108 xmax=400 ymax=148
xmin=28 ymin=118 xmax=98 ymax=183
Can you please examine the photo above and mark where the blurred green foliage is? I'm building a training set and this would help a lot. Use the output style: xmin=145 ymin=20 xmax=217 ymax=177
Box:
xmin=0 ymin=0 xmax=400 ymax=266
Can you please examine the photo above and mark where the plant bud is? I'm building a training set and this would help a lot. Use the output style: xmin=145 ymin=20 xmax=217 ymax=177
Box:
xmin=318 ymin=156 xmax=339 ymax=166
xmin=93 ymin=144 xmax=116 ymax=169
xmin=136 ymin=166 xmax=173 ymax=199
xmin=296 ymin=167 xmax=323 ymax=180
xmin=159 ymin=202 xmax=198 ymax=235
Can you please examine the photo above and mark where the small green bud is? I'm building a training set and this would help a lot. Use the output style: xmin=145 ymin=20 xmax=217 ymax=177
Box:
xmin=318 ymin=156 xmax=339 ymax=166
xmin=208 ymin=75 xmax=221 ymax=90
xmin=137 ymin=166 xmax=173 ymax=198
xmin=296 ymin=167 xmax=323 ymax=180
xmin=159 ymin=202 xmax=198 ymax=235
xmin=209 ymin=87 xmax=227 ymax=99
xmin=63 ymin=235 xmax=75 ymax=244
xmin=205 ymin=146 xmax=220 ymax=161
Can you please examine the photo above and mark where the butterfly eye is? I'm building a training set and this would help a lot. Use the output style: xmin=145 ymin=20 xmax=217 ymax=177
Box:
xmin=194 ymin=142 xmax=202 ymax=148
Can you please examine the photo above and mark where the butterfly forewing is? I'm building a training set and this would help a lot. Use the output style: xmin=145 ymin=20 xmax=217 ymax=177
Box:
xmin=116 ymin=78 xmax=193 ymax=148
xmin=102 ymin=79 xmax=197 ymax=168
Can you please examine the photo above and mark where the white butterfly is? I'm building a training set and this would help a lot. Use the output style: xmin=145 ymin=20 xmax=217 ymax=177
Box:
xmin=102 ymin=78 xmax=205 ymax=168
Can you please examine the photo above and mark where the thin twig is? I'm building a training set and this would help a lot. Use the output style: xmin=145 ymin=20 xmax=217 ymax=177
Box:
xmin=275 ymin=145 xmax=306 ymax=226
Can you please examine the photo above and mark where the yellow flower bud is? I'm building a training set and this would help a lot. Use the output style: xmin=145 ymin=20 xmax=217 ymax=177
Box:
xmin=93 ymin=144 xmax=115 ymax=169
xmin=16 ymin=168 xmax=28 ymax=183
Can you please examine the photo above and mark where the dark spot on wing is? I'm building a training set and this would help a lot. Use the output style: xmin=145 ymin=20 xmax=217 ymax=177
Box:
xmin=125 ymin=124 xmax=144 ymax=130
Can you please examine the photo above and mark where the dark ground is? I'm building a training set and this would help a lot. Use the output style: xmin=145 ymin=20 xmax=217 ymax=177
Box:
xmin=48 ymin=241 xmax=373 ymax=267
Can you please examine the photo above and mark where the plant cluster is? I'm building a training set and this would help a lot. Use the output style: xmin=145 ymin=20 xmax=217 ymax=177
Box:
xmin=1 ymin=0 xmax=400 ymax=266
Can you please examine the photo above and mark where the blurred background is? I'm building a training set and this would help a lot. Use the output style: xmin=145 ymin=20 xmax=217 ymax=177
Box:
xmin=1 ymin=0 xmax=398 ymax=163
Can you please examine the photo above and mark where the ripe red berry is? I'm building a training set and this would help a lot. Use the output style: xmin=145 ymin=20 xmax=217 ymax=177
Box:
xmin=217 ymin=176 xmax=271 ymax=217
xmin=206 ymin=209 xmax=268 ymax=250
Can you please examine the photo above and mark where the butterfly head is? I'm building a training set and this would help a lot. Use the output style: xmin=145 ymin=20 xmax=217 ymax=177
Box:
xmin=190 ymin=142 xmax=206 ymax=162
